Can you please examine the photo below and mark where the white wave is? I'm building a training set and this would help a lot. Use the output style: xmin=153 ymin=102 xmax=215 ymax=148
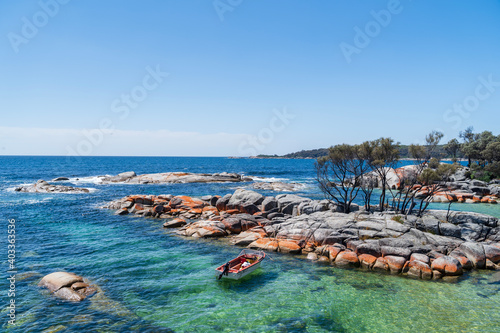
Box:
xmin=247 ymin=176 xmax=290 ymax=182
xmin=4 ymin=183 xmax=33 ymax=192
xmin=68 ymin=175 xmax=110 ymax=184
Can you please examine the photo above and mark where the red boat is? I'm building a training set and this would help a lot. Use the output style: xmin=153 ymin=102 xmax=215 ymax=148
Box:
xmin=215 ymin=249 xmax=266 ymax=280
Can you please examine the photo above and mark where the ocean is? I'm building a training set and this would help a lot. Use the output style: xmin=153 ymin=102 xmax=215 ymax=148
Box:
xmin=1 ymin=156 xmax=500 ymax=332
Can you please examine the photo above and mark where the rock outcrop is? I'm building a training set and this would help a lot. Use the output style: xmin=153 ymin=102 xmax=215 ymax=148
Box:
xmin=98 ymin=171 xmax=251 ymax=184
xmin=15 ymin=180 xmax=91 ymax=193
xmin=38 ymin=272 xmax=97 ymax=301
xmin=104 ymin=189 xmax=500 ymax=281
xmin=252 ymin=182 xmax=304 ymax=192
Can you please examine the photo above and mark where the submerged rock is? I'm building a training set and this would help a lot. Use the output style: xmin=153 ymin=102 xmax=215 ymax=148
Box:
xmin=38 ymin=272 xmax=97 ymax=302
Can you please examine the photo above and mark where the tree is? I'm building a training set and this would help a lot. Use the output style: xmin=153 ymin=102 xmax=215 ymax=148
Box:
xmin=425 ymin=130 xmax=444 ymax=160
xmin=315 ymin=144 xmax=369 ymax=213
xmin=460 ymin=126 xmax=476 ymax=167
xmin=482 ymin=141 xmax=500 ymax=163
xmin=415 ymin=163 xmax=457 ymax=217
xmin=394 ymin=132 xmax=444 ymax=216
xmin=367 ymin=138 xmax=400 ymax=212
xmin=358 ymin=140 xmax=376 ymax=211
xmin=444 ymin=138 xmax=460 ymax=162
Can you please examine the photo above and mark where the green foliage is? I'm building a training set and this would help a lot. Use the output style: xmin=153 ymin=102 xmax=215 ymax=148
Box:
xmin=444 ymin=138 xmax=461 ymax=159
xmin=485 ymin=161 xmax=500 ymax=179
xmin=428 ymin=158 xmax=440 ymax=169
xmin=392 ymin=215 xmax=404 ymax=224
xmin=418 ymin=168 xmax=439 ymax=185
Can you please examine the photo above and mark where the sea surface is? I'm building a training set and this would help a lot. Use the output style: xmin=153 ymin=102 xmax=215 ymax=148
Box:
xmin=1 ymin=156 xmax=500 ymax=332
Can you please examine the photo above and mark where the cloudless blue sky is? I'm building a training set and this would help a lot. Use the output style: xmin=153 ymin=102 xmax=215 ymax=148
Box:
xmin=1 ymin=0 xmax=499 ymax=156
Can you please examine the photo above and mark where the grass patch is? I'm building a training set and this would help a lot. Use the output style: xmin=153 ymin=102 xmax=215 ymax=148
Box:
xmin=391 ymin=215 xmax=404 ymax=224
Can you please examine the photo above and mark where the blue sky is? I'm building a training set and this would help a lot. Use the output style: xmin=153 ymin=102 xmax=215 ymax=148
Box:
xmin=1 ymin=0 xmax=499 ymax=156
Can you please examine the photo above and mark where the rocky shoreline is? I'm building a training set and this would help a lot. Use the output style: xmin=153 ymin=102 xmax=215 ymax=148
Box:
xmin=104 ymin=189 xmax=500 ymax=281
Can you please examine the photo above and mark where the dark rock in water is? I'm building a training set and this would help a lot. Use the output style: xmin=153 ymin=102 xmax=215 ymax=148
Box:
xmin=39 ymin=272 xmax=97 ymax=302
xmin=163 ymin=218 xmax=187 ymax=228
xmin=52 ymin=177 xmax=69 ymax=181
xmin=115 ymin=208 xmax=129 ymax=215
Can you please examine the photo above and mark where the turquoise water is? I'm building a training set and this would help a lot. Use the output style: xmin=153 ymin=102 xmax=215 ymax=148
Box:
xmin=1 ymin=156 xmax=500 ymax=332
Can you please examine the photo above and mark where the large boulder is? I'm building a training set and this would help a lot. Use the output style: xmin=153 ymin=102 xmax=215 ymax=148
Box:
xmin=39 ymin=272 xmax=96 ymax=301
xmin=248 ymin=238 xmax=279 ymax=252
xmin=359 ymin=254 xmax=377 ymax=269
xmin=407 ymin=260 xmax=432 ymax=279
xmin=458 ymin=242 xmax=486 ymax=268
xmin=385 ymin=255 xmax=407 ymax=274
xmin=275 ymin=194 xmax=311 ymax=216
xmin=484 ymin=244 xmax=500 ymax=264
xmin=449 ymin=248 xmax=473 ymax=270
xmin=216 ymin=194 xmax=232 ymax=211
xmin=431 ymin=256 xmax=463 ymax=276
xmin=334 ymin=251 xmax=359 ymax=267
xmin=227 ymin=189 xmax=264 ymax=209
xmin=261 ymin=196 xmax=278 ymax=212
xmin=221 ymin=214 xmax=260 ymax=234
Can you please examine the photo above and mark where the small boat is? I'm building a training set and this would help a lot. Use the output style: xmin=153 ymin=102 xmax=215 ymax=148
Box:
xmin=216 ymin=249 xmax=266 ymax=280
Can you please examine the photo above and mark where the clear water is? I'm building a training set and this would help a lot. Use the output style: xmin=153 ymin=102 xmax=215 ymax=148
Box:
xmin=1 ymin=156 xmax=499 ymax=332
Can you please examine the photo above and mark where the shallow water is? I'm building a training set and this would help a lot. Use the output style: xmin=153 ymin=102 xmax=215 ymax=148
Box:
xmin=1 ymin=156 xmax=499 ymax=332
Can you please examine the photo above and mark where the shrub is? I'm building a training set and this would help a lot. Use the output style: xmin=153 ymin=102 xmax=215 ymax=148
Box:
xmin=428 ymin=158 xmax=440 ymax=169
xmin=392 ymin=215 xmax=404 ymax=224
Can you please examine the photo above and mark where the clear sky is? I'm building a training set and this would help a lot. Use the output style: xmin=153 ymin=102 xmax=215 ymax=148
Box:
xmin=1 ymin=0 xmax=499 ymax=156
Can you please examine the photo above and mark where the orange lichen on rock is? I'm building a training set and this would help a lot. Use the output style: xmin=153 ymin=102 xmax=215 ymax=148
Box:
xmin=335 ymin=251 xmax=359 ymax=267
xmin=358 ymin=254 xmax=377 ymax=269
xmin=277 ymin=240 xmax=302 ymax=254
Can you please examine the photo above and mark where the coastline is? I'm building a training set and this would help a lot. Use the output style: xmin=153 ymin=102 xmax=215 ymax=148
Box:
xmin=104 ymin=189 xmax=500 ymax=282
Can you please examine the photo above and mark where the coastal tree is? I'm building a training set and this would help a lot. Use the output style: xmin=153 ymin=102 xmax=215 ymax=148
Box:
xmin=444 ymin=138 xmax=460 ymax=162
xmin=425 ymin=130 xmax=444 ymax=160
xmin=459 ymin=126 xmax=476 ymax=167
xmin=358 ymin=140 xmax=377 ymax=211
xmin=415 ymin=163 xmax=457 ymax=218
xmin=366 ymin=137 xmax=400 ymax=212
xmin=315 ymin=144 xmax=369 ymax=213
xmin=393 ymin=131 xmax=444 ymax=216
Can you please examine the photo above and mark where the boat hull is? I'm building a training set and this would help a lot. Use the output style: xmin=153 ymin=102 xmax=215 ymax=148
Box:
xmin=215 ymin=249 xmax=266 ymax=280
xmin=215 ymin=261 xmax=262 ymax=280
